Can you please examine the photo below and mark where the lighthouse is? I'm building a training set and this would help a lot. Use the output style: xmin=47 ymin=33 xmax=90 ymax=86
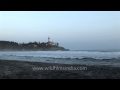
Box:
xmin=48 ymin=36 xmax=50 ymax=46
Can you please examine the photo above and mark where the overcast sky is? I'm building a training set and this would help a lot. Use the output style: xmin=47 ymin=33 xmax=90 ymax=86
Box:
xmin=0 ymin=11 xmax=120 ymax=50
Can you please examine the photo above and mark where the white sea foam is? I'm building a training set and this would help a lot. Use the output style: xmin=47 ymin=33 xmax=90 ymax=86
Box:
xmin=0 ymin=51 xmax=120 ymax=67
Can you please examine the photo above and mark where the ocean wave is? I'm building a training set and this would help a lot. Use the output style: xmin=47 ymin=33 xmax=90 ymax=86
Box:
xmin=22 ymin=56 xmax=118 ymax=61
xmin=0 ymin=51 xmax=120 ymax=62
xmin=0 ymin=54 xmax=119 ymax=60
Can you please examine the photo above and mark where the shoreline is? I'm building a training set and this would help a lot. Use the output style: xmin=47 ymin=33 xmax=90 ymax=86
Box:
xmin=0 ymin=59 xmax=120 ymax=79
xmin=0 ymin=49 xmax=70 ymax=51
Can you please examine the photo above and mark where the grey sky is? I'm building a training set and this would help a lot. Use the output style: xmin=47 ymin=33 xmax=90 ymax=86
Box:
xmin=0 ymin=11 xmax=120 ymax=50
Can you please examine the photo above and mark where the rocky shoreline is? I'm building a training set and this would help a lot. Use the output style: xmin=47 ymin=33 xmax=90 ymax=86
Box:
xmin=0 ymin=47 xmax=70 ymax=51
xmin=0 ymin=59 xmax=120 ymax=79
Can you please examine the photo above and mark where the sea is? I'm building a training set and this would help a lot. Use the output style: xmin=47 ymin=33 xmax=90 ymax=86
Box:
xmin=0 ymin=50 xmax=120 ymax=67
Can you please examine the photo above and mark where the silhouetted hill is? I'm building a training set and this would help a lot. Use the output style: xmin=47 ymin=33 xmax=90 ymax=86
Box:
xmin=0 ymin=40 xmax=69 ymax=51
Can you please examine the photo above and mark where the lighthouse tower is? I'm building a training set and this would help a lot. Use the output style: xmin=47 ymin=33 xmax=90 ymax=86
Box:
xmin=48 ymin=36 xmax=50 ymax=46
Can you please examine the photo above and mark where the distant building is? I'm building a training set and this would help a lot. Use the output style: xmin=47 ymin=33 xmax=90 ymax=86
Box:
xmin=34 ymin=44 xmax=37 ymax=47
xmin=51 ymin=41 xmax=58 ymax=46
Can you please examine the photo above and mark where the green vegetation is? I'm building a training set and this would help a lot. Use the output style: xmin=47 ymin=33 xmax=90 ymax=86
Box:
xmin=0 ymin=40 xmax=66 ymax=51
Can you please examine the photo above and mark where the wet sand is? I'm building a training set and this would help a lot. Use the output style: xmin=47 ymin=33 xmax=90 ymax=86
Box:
xmin=0 ymin=59 xmax=120 ymax=79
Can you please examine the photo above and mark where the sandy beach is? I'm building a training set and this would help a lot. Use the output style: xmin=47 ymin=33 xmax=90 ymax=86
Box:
xmin=0 ymin=59 xmax=120 ymax=79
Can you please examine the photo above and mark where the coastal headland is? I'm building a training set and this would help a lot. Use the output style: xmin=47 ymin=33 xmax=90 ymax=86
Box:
xmin=0 ymin=39 xmax=69 ymax=51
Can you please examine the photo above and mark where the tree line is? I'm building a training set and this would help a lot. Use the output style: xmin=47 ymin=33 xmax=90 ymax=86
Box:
xmin=0 ymin=40 xmax=59 ymax=50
